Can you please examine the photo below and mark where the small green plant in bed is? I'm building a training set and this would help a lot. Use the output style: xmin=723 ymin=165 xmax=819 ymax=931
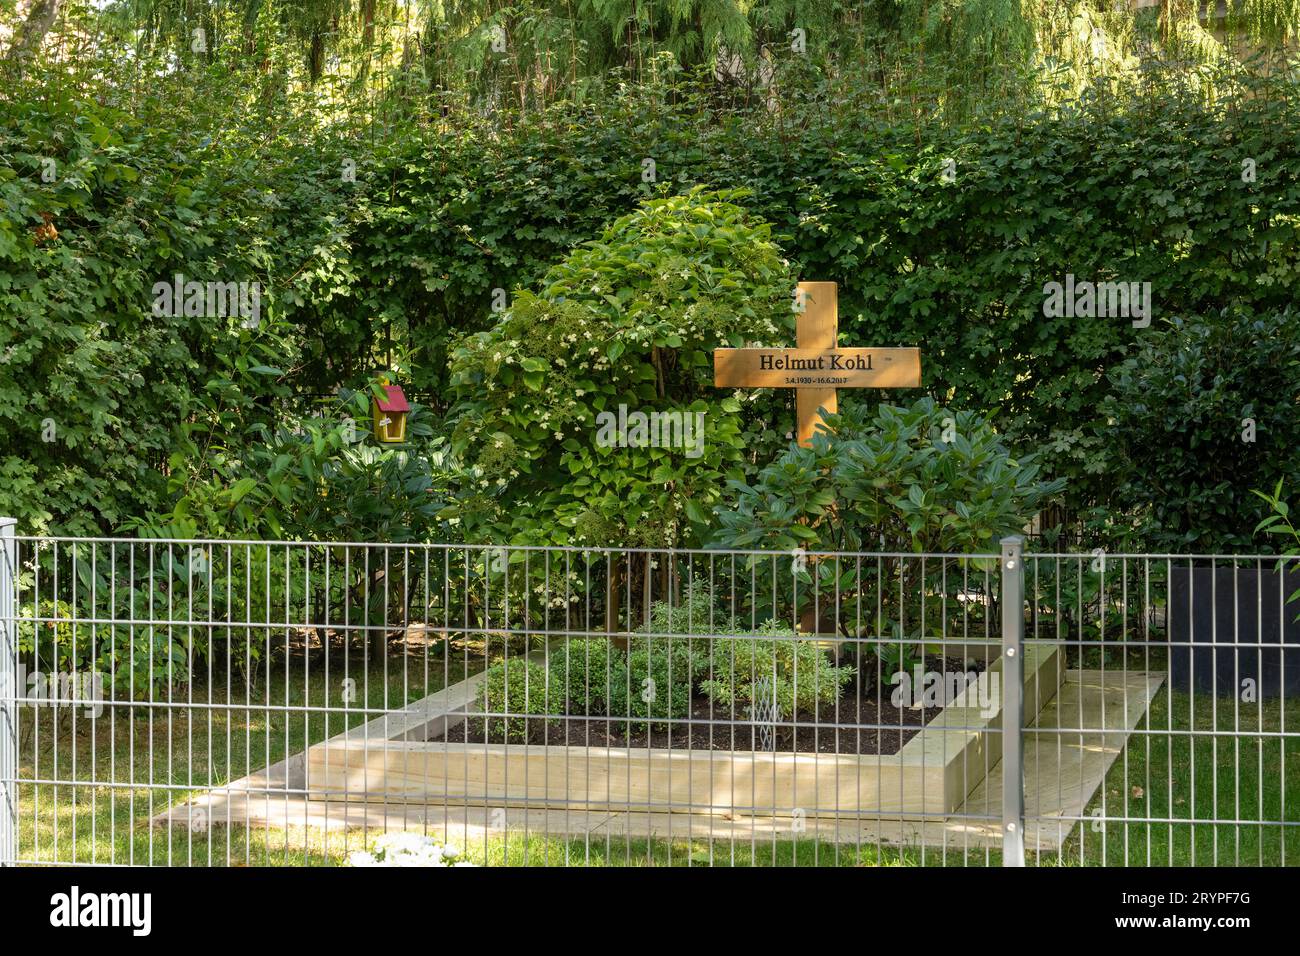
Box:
xmin=549 ymin=637 xmax=626 ymax=717
xmin=480 ymin=635 xmax=701 ymax=738
xmin=547 ymin=636 xmax=699 ymax=730
xmin=621 ymin=637 xmax=700 ymax=729
xmin=479 ymin=658 xmax=552 ymax=743
xmin=700 ymin=619 xmax=855 ymax=719
xmin=556 ymin=587 xmax=712 ymax=731
xmin=488 ymin=589 xmax=856 ymax=739
xmin=480 ymin=585 xmax=855 ymax=741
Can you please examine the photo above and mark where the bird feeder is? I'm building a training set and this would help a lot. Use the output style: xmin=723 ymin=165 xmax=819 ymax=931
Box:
xmin=371 ymin=383 xmax=410 ymax=443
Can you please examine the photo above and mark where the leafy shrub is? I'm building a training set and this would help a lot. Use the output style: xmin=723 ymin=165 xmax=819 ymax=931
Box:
xmin=1101 ymin=310 xmax=1300 ymax=552
xmin=1255 ymin=481 xmax=1300 ymax=556
xmin=700 ymin=620 xmax=855 ymax=718
xmin=710 ymin=396 xmax=1064 ymax=660
xmin=617 ymin=638 xmax=700 ymax=729
xmin=479 ymin=658 xmax=552 ymax=743
xmin=546 ymin=593 xmax=852 ymax=732
xmin=0 ymin=74 xmax=355 ymax=536
xmin=547 ymin=636 xmax=698 ymax=731
xmin=548 ymin=638 xmax=625 ymax=717
xmin=445 ymin=187 xmax=794 ymax=548
xmin=12 ymin=596 xmax=179 ymax=705
xmin=639 ymin=586 xmax=719 ymax=638
xmin=110 ymin=380 xmax=459 ymax=682
xmin=129 ymin=381 xmax=450 ymax=544
xmin=712 ymin=396 xmax=1064 ymax=554
xmin=549 ymin=588 xmax=714 ymax=728
xmin=16 ymin=545 xmax=242 ymax=701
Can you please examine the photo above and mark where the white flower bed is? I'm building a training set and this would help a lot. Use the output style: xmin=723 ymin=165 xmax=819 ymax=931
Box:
xmin=349 ymin=833 xmax=476 ymax=867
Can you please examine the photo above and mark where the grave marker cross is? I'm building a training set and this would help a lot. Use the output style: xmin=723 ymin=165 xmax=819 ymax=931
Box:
xmin=713 ymin=281 xmax=922 ymax=446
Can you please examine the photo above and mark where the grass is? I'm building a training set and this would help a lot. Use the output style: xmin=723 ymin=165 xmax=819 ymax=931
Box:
xmin=14 ymin=646 xmax=1297 ymax=866
xmin=15 ymin=637 xmax=477 ymax=866
xmin=1049 ymin=687 xmax=1298 ymax=867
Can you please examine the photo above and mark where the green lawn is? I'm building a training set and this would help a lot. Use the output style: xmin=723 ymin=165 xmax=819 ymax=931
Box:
xmin=1050 ymin=688 xmax=1298 ymax=867
xmin=14 ymin=656 xmax=1296 ymax=866
xmin=15 ymin=642 xmax=474 ymax=866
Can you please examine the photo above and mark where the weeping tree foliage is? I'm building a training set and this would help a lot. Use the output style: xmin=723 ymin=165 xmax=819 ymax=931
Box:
xmin=7 ymin=0 xmax=1295 ymax=110
xmin=115 ymin=0 xmax=394 ymax=82
xmin=865 ymin=0 xmax=1036 ymax=70
xmin=103 ymin=0 xmax=839 ymax=85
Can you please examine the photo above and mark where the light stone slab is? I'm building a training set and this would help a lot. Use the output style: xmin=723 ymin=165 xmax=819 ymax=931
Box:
xmin=155 ymin=670 xmax=1160 ymax=855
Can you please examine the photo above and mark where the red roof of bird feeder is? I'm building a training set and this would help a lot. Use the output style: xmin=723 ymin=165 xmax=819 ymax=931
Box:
xmin=376 ymin=384 xmax=410 ymax=413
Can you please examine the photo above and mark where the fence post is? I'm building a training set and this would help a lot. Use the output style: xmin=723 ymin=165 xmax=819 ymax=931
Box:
xmin=1000 ymin=534 xmax=1026 ymax=867
xmin=0 ymin=517 xmax=15 ymax=866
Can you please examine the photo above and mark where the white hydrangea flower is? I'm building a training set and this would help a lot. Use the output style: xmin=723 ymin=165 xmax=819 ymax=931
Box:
xmin=349 ymin=834 xmax=476 ymax=867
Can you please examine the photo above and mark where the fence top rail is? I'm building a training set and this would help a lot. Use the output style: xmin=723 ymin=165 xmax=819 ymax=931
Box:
xmin=1025 ymin=552 xmax=1299 ymax=562
xmin=5 ymin=532 xmax=1298 ymax=563
xmin=8 ymin=533 xmax=1002 ymax=560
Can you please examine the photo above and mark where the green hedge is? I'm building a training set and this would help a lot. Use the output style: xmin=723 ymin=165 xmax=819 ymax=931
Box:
xmin=5 ymin=68 xmax=1298 ymax=538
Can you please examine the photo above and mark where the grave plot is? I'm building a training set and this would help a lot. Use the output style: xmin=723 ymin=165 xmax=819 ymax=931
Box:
xmin=156 ymin=639 xmax=1157 ymax=847
xmin=320 ymin=641 xmax=1061 ymax=820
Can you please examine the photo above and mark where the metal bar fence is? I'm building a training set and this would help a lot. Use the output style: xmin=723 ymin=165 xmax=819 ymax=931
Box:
xmin=1019 ymin=551 xmax=1299 ymax=866
xmin=0 ymin=527 xmax=1294 ymax=867
xmin=0 ymin=518 xmax=15 ymax=867
xmin=1001 ymin=536 xmax=1026 ymax=866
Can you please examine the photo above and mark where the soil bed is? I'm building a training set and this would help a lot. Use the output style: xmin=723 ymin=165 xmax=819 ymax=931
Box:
xmin=432 ymin=655 xmax=980 ymax=757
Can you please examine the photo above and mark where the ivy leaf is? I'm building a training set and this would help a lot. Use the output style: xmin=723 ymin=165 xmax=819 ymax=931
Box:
xmin=228 ymin=477 xmax=257 ymax=503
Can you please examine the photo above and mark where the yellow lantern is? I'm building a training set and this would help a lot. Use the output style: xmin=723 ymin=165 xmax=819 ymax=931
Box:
xmin=371 ymin=383 xmax=410 ymax=443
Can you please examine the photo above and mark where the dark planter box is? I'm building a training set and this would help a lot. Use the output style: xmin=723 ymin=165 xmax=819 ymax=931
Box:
xmin=1169 ymin=565 xmax=1300 ymax=699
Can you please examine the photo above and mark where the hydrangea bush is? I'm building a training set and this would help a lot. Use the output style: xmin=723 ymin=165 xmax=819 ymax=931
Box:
xmin=444 ymin=187 xmax=795 ymax=549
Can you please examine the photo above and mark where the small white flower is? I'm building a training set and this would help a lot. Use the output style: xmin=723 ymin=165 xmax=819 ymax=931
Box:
xmin=350 ymin=834 xmax=476 ymax=867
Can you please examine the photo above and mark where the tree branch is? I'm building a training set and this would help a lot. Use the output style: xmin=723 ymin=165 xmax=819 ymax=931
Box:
xmin=5 ymin=0 xmax=62 ymax=71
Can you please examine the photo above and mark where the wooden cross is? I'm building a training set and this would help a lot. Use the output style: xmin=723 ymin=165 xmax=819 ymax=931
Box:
xmin=714 ymin=281 xmax=922 ymax=446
